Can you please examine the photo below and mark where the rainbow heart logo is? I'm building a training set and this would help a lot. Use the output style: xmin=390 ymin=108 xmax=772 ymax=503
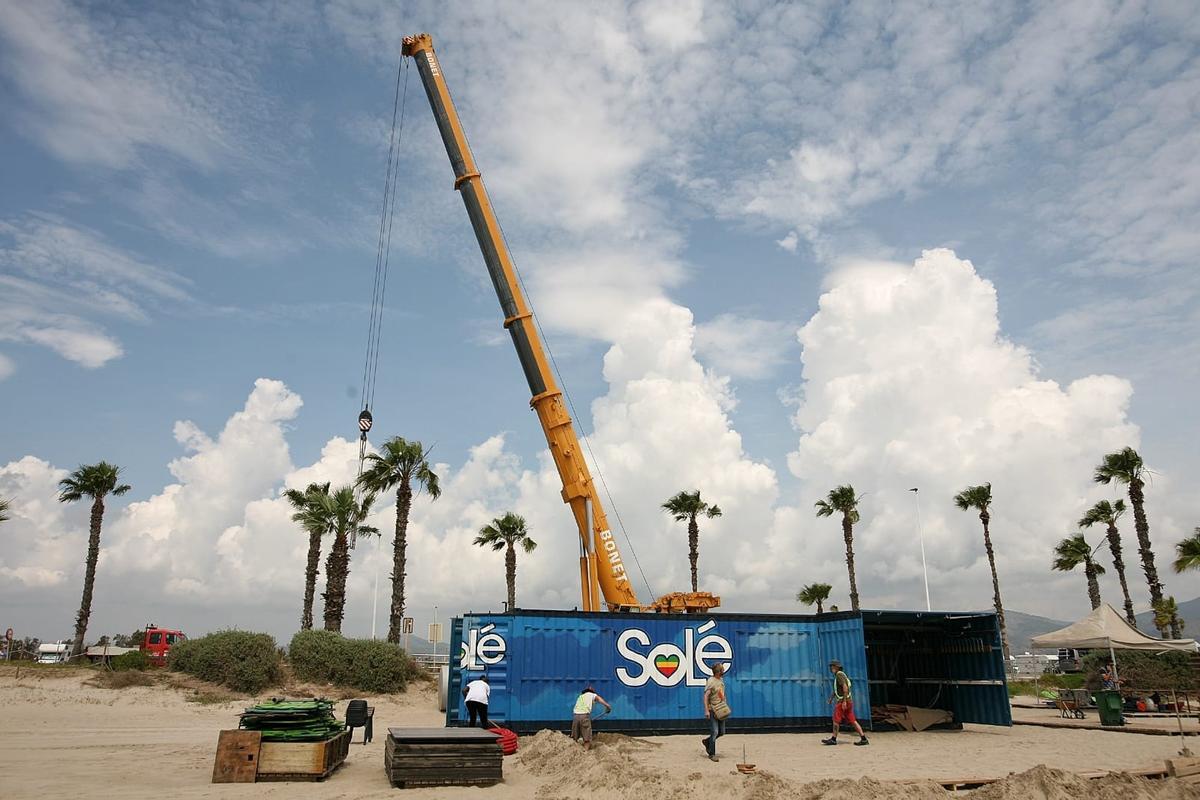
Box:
xmin=654 ymin=654 xmax=680 ymax=678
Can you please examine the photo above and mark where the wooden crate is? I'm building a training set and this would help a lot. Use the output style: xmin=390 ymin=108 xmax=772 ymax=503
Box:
xmin=256 ymin=729 xmax=352 ymax=782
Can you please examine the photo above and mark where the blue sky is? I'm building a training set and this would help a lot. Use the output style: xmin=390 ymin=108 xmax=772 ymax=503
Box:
xmin=1 ymin=1 xmax=1198 ymax=644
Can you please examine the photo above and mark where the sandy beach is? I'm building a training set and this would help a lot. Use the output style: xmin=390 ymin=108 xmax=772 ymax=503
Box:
xmin=3 ymin=666 xmax=1199 ymax=799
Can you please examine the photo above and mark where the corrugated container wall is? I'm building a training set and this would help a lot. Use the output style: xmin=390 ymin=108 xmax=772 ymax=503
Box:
xmin=448 ymin=610 xmax=870 ymax=733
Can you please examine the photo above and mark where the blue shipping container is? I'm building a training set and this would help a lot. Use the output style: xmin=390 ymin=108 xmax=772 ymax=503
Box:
xmin=447 ymin=609 xmax=1010 ymax=733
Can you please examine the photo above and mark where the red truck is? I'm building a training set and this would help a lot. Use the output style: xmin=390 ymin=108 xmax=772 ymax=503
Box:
xmin=86 ymin=625 xmax=186 ymax=667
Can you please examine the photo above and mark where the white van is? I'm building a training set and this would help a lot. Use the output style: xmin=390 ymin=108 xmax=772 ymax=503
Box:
xmin=37 ymin=643 xmax=70 ymax=664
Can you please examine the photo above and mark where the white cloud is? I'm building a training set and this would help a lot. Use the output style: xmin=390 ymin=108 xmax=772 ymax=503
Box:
xmin=759 ymin=248 xmax=1195 ymax=619
xmin=0 ymin=352 xmax=14 ymax=380
xmin=0 ymin=0 xmax=230 ymax=169
xmin=0 ymin=216 xmax=189 ymax=368
xmin=776 ymin=232 xmax=799 ymax=253
xmin=694 ymin=313 xmax=795 ymax=380
xmin=0 ymin=457 xmax=74 ymax=590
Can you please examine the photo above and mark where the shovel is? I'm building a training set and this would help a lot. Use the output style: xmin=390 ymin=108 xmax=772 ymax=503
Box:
xmin=736 ymin=741 xmax=756 ymax=774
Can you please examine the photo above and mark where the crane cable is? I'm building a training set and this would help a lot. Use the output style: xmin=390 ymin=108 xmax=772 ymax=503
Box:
xmin=353 ymin=53 xmax=411 ymax=546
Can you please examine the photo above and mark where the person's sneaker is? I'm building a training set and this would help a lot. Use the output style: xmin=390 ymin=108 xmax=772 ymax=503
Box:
xmin=700 ymin=736 xmax=711 ymax=754
xmin=854 ymin=736 xmax=869 ymax=746
xmin=709 ymin=754 xmax=719 ymax=762
xmin=821 ymin=737 xmax=838 ymax=745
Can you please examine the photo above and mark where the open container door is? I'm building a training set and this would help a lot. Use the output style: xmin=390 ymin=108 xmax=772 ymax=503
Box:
xmin=862 ymin=610 xmax=1011 ymax=727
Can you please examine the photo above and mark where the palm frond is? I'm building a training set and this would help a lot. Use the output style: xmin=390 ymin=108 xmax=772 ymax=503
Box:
xmin=1094 ymin=447 xmax=1144 ymax=485
xmin=1173 ymin=532 xmax=1200 ymax=574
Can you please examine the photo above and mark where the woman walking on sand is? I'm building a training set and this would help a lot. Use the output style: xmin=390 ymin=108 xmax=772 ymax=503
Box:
xmin=702 ymin=663 xmax=731 ymax=762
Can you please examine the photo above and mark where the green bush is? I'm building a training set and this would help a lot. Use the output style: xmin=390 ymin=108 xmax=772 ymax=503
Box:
xmin=289 ymin=630 xmax=420 ymax=693
xmin=169 ymin=631 xmax=284 ymax=694
xmin=1081 ymin=650 xmax=1198 ymax=691
xmin=110 ymin=650 xmax=151 ymax=671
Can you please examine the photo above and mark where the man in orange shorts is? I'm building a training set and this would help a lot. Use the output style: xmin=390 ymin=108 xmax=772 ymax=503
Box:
xmin=822 ymin=659 xmax=868 ymax=746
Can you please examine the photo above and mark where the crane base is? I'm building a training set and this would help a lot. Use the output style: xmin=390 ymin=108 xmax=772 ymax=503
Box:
xmin=645 ymin=592 xmax=721 ymax=614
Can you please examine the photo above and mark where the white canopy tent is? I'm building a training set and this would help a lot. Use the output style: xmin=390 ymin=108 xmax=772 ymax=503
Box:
xmin=1031 ymin=603 xmax=1196 ymax=682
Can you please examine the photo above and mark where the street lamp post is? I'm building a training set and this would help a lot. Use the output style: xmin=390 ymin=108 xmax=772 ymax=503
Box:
xmin=910 ymin=488 xmax=931 ymax=611
xmin=371 ymin=530 xmax=382 ymax=639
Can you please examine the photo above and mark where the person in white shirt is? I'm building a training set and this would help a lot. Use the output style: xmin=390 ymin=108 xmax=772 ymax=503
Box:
xmin=463 ymin=674 xmax=491 ymax=728
xmin=570 ymin=686 xmax=612 ymax=750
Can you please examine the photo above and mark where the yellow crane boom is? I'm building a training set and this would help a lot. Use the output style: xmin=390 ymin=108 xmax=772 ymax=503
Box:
xmin=401 ymin=34 xmax=718 ymax=614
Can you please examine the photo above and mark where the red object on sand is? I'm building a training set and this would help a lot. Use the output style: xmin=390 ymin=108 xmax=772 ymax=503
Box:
xmin=488 ymin=725 xmax=518 ymax=755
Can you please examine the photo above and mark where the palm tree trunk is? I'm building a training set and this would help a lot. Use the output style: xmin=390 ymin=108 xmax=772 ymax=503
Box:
xmin=1105 ymin=522 xmax=1136 ymax=626
xmin=816 ymin=599 xmax=824 ymax=614
xmin=1129 ymin=478 xmax=1165 ymax=633
xmin=687 ymin=515 xmax=700 ymax=592
xmin=842 ymin=513 xmax=860 ymax=611
xmin=300 ymin=528 xmax=322 ymax=630
xmin=71 ymin=497 xmax=105 ymax=657
xmin=322 ymin=531 xmax=349 ymax=632
xmin=979 ymin=511 xmax=1010 ymax=660
xmin=1170 ymin=614 xmax=1182 ymax=640
xmin=387 ymin=481 xmax=413 ymax=644
xmin=1084 ymin=561 xmax=1102 ymax=610
xmin=505 ymin=541 xmax=517 ymax=610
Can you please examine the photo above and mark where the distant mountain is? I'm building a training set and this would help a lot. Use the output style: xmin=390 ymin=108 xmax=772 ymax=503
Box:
xmin=1136 ymin=595 xmax=1200 ymax=639
xmin=403 ymin=634 xmax=450 ymax=655
xmin=998 ymin=609 xmax=1072 ymax=653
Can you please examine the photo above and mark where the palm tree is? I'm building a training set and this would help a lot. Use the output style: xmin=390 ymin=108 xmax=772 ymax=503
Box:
xmin=1153 ymin=596 xmax=1184 ymax=640
xmin=1052 ymin=534 xmax=1106 ymax=610
xmin=661 ymin=490 xmax=723 ymax=593
xmin=1095 ymin=447 xmax=1165 ymax=633
xmin=1173 ymin=529 xmax=1200 ymax=574
xmin=815 ymin=485 xmax=863 ymax=611
xmin=356 ymin=437 xmax=441 ymax=643
xmin=474 ymin=512 xmax=538 ymax=611
xmin=1080 ymin=500 xmax=1135 ymax=626
xmin=0 ymin=496 xmax=10 ymax=525
xmin=284 ymin=482 xmax=332 ymax=631
xmin=797 ymin=582 xmax=833 ymax=614
xmin=58 ymin=462 xmax=131 ymax=657
xmin=953 ymin=483 xmax=1010 ymax=661
xmin=309 ymin=486 xmax=377 ymax=633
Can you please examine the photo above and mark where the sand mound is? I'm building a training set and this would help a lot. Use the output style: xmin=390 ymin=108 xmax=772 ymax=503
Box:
xmin=515 ymin=730 xmax=947 ymax=800
xmin=517 ymin=730 xmax=667 ymax=798
xmin=972 ymin=765 xmax=1200 ymax=799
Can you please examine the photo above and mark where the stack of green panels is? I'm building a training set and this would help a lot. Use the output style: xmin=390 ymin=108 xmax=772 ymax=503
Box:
xmin=239 ymin=699 xmax=346 ymax=742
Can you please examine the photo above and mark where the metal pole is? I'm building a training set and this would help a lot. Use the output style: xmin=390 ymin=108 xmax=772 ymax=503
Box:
xmin=1173 ymin=689 xmax=1193 ymax=756
xmin=371 ymin=531 xmax=382 ymax=640
xmin=1108 ymin=640 xmax=1119 ymax=683
xmin=910 ymin=488 xmax=931 ymax=611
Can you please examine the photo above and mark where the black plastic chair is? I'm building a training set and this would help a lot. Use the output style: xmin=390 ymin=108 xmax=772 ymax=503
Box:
xmin=346 ymin=699 xmax=374 ymax=744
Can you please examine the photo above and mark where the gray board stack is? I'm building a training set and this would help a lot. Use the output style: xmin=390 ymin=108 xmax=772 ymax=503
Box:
xmin=384 ymin=727 xmax=503 ymax=788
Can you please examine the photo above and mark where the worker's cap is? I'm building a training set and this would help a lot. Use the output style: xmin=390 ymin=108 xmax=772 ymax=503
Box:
xmin=829 ymin=659 xmax=842 ymax=668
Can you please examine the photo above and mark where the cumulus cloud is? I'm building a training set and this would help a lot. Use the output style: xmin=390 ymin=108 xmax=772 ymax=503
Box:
xmin=757 ymin=249 xmax=1185 ymax=618
xmin=0 ymin=457 xmax=74 ymax=590
xmin=0 ymin=352 xmax=14 ymax=380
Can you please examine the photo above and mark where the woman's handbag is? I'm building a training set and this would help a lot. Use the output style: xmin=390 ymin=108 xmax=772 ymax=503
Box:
xmin=711 ymin=698 xmax=732 ymax=721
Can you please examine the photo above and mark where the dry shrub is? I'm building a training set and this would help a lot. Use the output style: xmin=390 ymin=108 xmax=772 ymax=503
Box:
xmin=88 ymin=669 xmax=155 ymax=689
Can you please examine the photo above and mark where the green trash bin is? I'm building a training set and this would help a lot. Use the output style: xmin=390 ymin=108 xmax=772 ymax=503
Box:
xmin=1095 ymin=690 xmax=1124 ymax=726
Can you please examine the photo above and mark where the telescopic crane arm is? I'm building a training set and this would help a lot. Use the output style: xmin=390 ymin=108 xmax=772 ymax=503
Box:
xmin=401 ymin=34 xmax=718 ymax=614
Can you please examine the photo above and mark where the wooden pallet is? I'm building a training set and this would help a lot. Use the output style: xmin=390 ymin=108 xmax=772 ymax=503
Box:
xmin=384 ymin=727 xmax=502 ymax=788
xmin=212 ymin=730 xmax=261 ymax=783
